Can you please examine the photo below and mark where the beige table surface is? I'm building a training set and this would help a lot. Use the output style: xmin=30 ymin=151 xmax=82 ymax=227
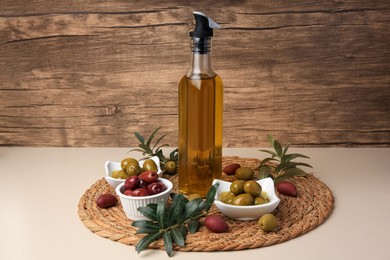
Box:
xmin=0 ymin=147 xmax=389 ymax=260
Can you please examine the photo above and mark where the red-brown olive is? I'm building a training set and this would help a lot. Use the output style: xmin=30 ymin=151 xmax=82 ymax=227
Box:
xmin=96 ymin=194 xmax=118 ymax=208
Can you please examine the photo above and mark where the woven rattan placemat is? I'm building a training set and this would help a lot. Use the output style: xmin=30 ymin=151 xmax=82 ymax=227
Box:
xmin=78 ymin=156 xmax=334 ymax=251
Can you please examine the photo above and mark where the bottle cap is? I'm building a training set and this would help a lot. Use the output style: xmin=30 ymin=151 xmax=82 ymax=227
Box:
xmin=190 ymin=11 xmax=221 ymax=38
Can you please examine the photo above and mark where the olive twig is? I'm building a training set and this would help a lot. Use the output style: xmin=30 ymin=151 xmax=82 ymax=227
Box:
xmin=132 ymin=183 xmax=219 ymax=257
xmin=257 ymin=135 xmax=313 ymax=182
xmin=128 ymin=127 xmax=178 ymax=175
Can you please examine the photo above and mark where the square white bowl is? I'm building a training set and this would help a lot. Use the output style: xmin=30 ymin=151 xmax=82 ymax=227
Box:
xmin=105 ymin=156 xmax=162 ymax=188
xmin=212 ymin=178 xmax=280 ymax=221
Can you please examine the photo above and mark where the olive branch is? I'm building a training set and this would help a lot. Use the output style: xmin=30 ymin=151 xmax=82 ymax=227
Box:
xmin=132 ymin=183 xmax=219 ymax=257
xmin=257 ymin=135 xmax=313 ymax=182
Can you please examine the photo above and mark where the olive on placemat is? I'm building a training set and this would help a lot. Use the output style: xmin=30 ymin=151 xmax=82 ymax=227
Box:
xmin=164 ymin=160 xmax=177 ymax=175
xmin=96 ymin=194 xmax=118 ymax=208
xmin=204 ymin=215 xmax=229 ymax=233
xmin=276 ymin=181 xmax=298 ymax=197
xmin=223 ymin=163 xmax=241 ymax=175
xmin=235 ymin=167 xmax=254 ymax=180
xmin=258 ymin=213 xmax=277 ymax=232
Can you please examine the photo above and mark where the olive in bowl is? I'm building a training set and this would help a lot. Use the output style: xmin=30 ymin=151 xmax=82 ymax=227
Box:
xmin=212 ymin=178 xmax=280 ymax=221
xmin=105 ymin=156 xmax=162 ymax=188
xmin=115 ymin=177 xmax=173 ymax=221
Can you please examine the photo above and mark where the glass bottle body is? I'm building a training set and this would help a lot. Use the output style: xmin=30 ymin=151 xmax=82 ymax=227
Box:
xmin=178 ymin=38 xmax=223 ymax=197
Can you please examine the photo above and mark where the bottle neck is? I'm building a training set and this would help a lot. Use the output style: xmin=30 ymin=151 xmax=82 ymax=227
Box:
xmin=187 ymin=37 xmax=216 ymax=79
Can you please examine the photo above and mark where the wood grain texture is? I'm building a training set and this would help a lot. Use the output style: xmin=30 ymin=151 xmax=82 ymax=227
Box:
xmin=1 ymin=1 xmax=389 ymax=147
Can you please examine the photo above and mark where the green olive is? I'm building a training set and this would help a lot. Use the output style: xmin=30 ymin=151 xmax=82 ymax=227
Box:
xmin=230 ymin=180 xmax=246 ymax=196
xmin=112 ymin=169 xmax=128 ymax=179
xmin=254 ymin=196 xmax=268 ymax=205
xmin=261 ymin=191 xmax=268 ymax=201
xmin=142 ymin=159 xmax=158 ymax=172
xmin=244 ymin=180 xmax=262 ymax=197
xmin=121 ymin=158 xmax=138 ymax=170
xmin=126 ymin=163 xmax=141 ymax=176
xmin=235 ymin=167 xmax=254 ymax=181
xmin=111 ymin=170 xmax=121 ymax=179
xmin=258 ymin=213 xmax=277 ymax=232
xmin=231 ymin=193 xmax=254 ymax=206
xmin=219 ymin=191 xmax=236 ymax=204
xmin=164 ymin=160 xmax=177 ymax=175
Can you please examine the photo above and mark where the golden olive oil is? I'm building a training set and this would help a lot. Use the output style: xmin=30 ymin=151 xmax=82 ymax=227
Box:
xmin=178 ymin=75 xmax=223 ymax=196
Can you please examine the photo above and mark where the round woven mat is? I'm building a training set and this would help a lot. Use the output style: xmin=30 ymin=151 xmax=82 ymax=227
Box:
xmin=78 ymin=156 xmax=333 ymax=252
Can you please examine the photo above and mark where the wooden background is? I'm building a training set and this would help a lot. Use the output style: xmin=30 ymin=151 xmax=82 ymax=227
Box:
xmin=1 ymin=1 xmax=389 ymax=147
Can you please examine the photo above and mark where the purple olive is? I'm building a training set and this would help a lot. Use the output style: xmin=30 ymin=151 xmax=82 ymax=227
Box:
xmin=124 ymin=175 xmax=140 ymax=190
xmin=147 ymin=182 xmax=166 ymax=195
xmin=138 ymin=171 xmax=158 ymax=184
xmin=131 ymin=188 xmax=149 ymax=197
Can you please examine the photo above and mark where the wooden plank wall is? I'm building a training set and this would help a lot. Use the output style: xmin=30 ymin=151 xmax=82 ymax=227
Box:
xmin=1 ymin=1 xmax=389 ymax=147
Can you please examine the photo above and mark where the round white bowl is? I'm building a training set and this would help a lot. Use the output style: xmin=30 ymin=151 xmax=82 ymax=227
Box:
xmin=212 ymin=178 xmax=280 ymax=221
xmin=105 ymin=156 xmax=162 ymax=188
xmin=115 ymin=178 xmax=173 ymax=221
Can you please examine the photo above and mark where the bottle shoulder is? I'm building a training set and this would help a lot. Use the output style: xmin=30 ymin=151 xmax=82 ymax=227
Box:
xmin=182 ymin=73 xmax=222 ymax=81
xmin=179 ymin=74 xmax=223 ymax=88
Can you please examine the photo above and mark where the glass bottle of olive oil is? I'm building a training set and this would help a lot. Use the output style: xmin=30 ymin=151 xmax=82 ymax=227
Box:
xmin=178 ymin=12 xmax=223 ymax=197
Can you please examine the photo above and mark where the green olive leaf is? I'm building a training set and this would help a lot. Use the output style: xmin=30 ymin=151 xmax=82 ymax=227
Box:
xmin=171 ymin=227 xmax=185 ymax=247
xmin=274 ymin=167 xmax=310 ymax=182
xmin=188 ymin=219 xmax=199 ymax=234
xmin=291 ymin=162 xmax=313 ymax=168
xmin=167 ymin=194 xmax=187 ymax=226
xmin=282 ymin=143 xmax=291 ymax=156
xmin=180 ymin=225 xmax=188 ymax=241
xmin=134 ymin=131 xmax=145 ymax=144
xmin=152 ymin=134 xmax=168 ymax=151
xmin=182 ymin=199 xmax=202 ymax=220
xmin=137 ymin=204 xmax=158 ymax=221
xmin=281 ymin=153 xmax=311 ymax=163
xmin=155 ymin=149 xmax=167 ymax=164
xmin=205 ymin=183 xmax=219 ymax=211
xmin=163 ymin=231 xmax=173 ymax=257
xmin=259 ymin=149 xmax=277 ymax=157
xmin=131 ymin=219 xmax=149 ymax=228
xmin=169 ymin=148 xmax=178 ymax=160
xmin=157 ymin=199 xmax=166 ymax=228
xmin=138 ymin=143 xmax=153 ymax=155
xmin=135 ymin=224 xmax=161 ymax=235
xmin=127 ymin=148 xmax=148 ymax=154
xmin=259 ymin=157 xmax=279 ymax=167
xmin=273 ymin=139 xmax=283 ymax=158
xmin=135 ymin=232 xmax=162 ymax=254
xmin=258 ymin=165 xmax=272 ymax=179
xmin=146 ymin=127 xmax=162 ymax=146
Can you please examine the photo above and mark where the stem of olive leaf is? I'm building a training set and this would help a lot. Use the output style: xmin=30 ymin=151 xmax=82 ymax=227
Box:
xmin=158 ymin=212 xmax=207 ymax=234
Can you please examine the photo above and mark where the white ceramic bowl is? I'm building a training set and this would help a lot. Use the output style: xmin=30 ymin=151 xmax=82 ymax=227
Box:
xmin=115 ymin=178 xmax=173 ymax=221
xmin=212 ymin=178 xmax=280 ymax=221
xmin=105 ymin=156 xmax=162 ymax=188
